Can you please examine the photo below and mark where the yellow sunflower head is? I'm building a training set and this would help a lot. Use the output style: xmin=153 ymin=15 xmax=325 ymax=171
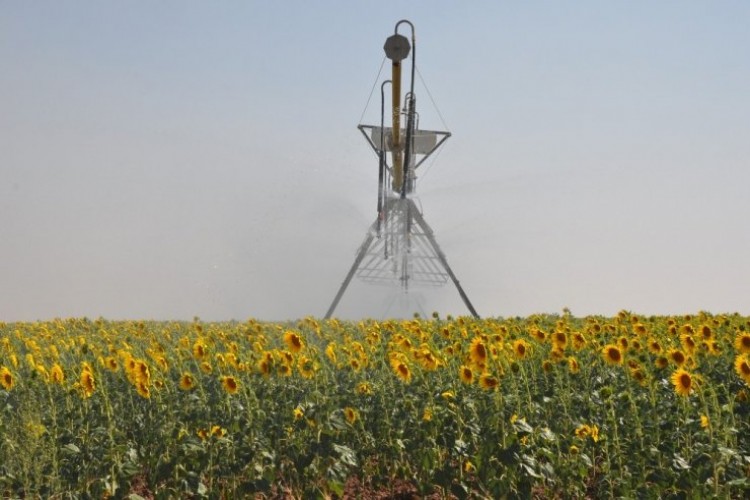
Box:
xmin=0 ymin=366 xmax=14 ymax=391
xmin=469 ymin=337 xmax=488 ymax=365
xmin=50 ymin=363 xmax=65 ymax=385
xmin=567 ymin=357 xmax=580 ymax=374
xmin=654 ymin=356 xmax=669 ymax=369
xmin=679 ymin=333 xmax=697 ymax=353
xmin=221 ymin=375 xmax=239 ymax=394
xmin=394 ymin=361 xmax=411 ymax=383
xmin=668 ymin=349 xmax=687 ymax=367
xmin=105 ymin=356 xmax=119 ymax=372
xmin=735 ymin=332 xmax=750 ymax=355
xmin=344 ymin=407 xmax=358 ymax=424
xmin=179 ymin=372 xmax=195 ymax=390
xmin=734 ymin=355 xmax=750 ymax=385
xmin=648 ymin=338 xmax=662 ymax=354
xmin=192 ymin=340 xmax=208 ymax=360
xmin=135 ymin=381 xmax=150 ymax=399
xmin=283 ymin=330 xmax=304 ymax=353
xmin=459 ymin=365 xmax=474 ymax=384
xmin=552 ymin=331 xmax=567 ymax=348
xmin=479 ymin=373 xmax=499 ymax=390
xmin=671 ymin=368 xmax=696 ymax=397
xmin=80 ymin=369 xmax=95 ymax=398
xmin=298 ymin=356 xmax=316 ymax=379
xmin=513 ymin=339 xmax=528 ymax=359
xmin=602 ymin=344 xmax=623 ymax=365
xmin=278 ymin=362 xmax=292 ymax=377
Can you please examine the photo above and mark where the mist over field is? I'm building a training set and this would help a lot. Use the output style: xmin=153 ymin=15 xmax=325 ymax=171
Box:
xmin=2 ymin=2 xmax=749 ymax=321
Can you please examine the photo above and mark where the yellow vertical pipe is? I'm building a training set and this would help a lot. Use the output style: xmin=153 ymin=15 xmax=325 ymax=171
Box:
xmin=391 ymin=61 xmax=402 ymax=192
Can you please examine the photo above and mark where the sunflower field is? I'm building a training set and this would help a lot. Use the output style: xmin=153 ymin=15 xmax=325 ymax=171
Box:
xmin=1 ymin=312 xmax=750 ymax=498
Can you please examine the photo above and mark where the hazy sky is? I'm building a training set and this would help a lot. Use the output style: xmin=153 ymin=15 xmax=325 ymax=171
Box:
xmin=2 ymin=2 xmax=749 ymax=321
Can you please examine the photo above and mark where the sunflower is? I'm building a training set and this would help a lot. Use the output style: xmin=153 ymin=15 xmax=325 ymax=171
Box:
xmin=393 ymin=361 xmax=411 ymax=383
xmin=679 ymin=334 xmax=697 ymax=354
xmin=574 ymin=424 xmax=591 ymax=439
xmin=531 ymin=328 xmax=546 ymax=342
xmin=356 ymin=382 xmax=372 ymax=395
xmin=283 ymin=330 xmax=304 ymax=353
xmin=349 ymin=357 xmax=362 ymax=372
xmin=654 ymin=356 xmax=669 ymax=369
xmin=221 ymin=375 xmax=239 ymax=394
xmin=210 ymin=425 xmax=226 ymax=437
xmin=512 ymin=339 xmax=529 ymax=359
xmin=279 ymin=363 xmax=292 ymax=377
xmin=550 ymin=348 xmax=565 ymax=361
xmin=0 ymin=366 xmax=14 ymax=391
xmin=647 ymin=338 xmax=662 ymax=355
xmin=325 ymin=343 xmax=337 ymax=364
xmin=734 ymin=356 xmax=750 ymax=385
xmin=699 ymin=325 xmax=713 ymax=341
xmin=179 ymin=372 xmax=195 ymax=390
xmin=80 ymin=369 xmax=95 ymax=398
xmin=735 ymin=332 xmax=750 ymax=354
xmin=344 ymin=407 xmax=358 ymax=424
xmin=154 ymin=356 xmax=169 ymax=372
xmin=602 ymin=344 xmax=623 ymax=365
xmin=298 ymin=356 xmax=316 ymax=379
xmin=479 ymin=373 xmax=499 ymax=390
xmin=200 ymin=361 xmax=212 ymax=374
xmin=135 ymin=361 xmax=151 ymax=384
xmin=668 ymin=349 xmax=687 ymax=367
xmin=135 ymin=381 xmax=150 ymax=399
xmin=105 ymin=356 xmax=119 ymax=372
xmin=293 ymin=407 xmax=304 ymax=421
xmin=633 ymin=323 xmax=647 ymax=336
xmin=630 ymin=367 xmax=647 ymax=386
xmin=192 ymin=340 xmax=208 ymax=360
xmin=574 ymin=423 xmax=599 ymax=442
xmin=700 ymin=415 xmax=710 ymax=429
xmin=469 ymin=337 xmax=488 ymax=365
xmin=567 ymin=357 xmax=580 ymax=374
xmin=671 ymin=368 xmax=696 ymax=397
xmin=459 ymin=365 xmax=474 ymax=384
xmin=50 ymin=363 xmax=65 ymax=385
xmin=704 ymin=340 xmax=721 ymax=356
xmin=257 ymin=358 xmax=271 ymax=377
xmin=571 ymin=332 xmax=586 ymax=350
xmin=680 ymin=324 xmax=695 ymax=336
xmin=552 ymin=331 xmax=567 ymax=349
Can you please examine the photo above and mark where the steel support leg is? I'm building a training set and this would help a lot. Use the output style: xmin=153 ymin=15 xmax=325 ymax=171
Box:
xmin=409 ymin=199 xmax=480 ymax=319
xmin=324 ymin=230 xmax=376 ymax=319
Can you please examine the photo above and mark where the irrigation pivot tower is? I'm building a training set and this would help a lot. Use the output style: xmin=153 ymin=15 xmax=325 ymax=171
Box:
xmin=325 ymin=21 xmax=479 ymax=319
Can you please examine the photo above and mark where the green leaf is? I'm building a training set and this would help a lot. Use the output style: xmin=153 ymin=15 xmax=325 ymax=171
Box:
xmin=63 ymin=443 xmax=81 ymax=454
xmin=672 ymin=455 xmax=690 ymax=471
xmin=333 ymin=444 xmax=358 ymax=467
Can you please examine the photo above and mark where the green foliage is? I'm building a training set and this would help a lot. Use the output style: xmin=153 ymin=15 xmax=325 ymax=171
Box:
xmin=0 ymin=313 xmax=749 ymax=497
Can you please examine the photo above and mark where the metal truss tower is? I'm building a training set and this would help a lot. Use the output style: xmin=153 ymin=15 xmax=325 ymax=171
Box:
xmin=325 ymin=20 xmax=479 ymax=319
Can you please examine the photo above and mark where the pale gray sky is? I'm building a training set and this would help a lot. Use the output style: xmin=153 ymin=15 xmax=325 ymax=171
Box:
xmin=2 ymin=1 xmax=749 ymax=321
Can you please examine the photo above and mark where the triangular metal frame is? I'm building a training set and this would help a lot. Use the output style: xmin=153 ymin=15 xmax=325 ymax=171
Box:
xmin=324 ymin=196 xmax=479 ymax=319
